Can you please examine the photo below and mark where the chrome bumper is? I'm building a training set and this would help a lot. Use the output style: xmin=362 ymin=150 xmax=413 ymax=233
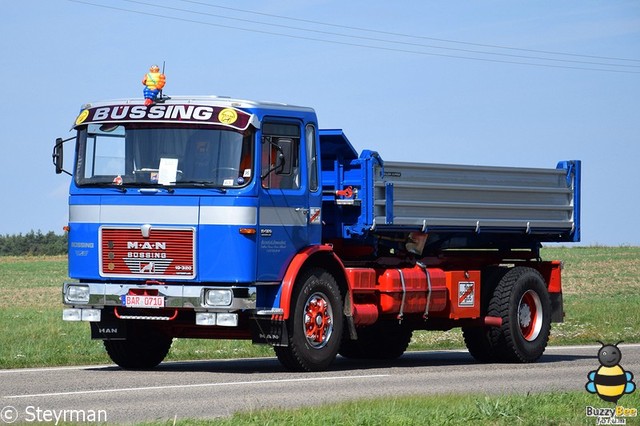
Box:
xmin=62 ymin=282 xmax=257 ymax=311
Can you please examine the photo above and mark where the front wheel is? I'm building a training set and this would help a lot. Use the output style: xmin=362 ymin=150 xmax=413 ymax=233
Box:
xmin=275 ymin=268 xmax=343 ymax=372
xmin=103 ymin=323 xmax=172 ymax=370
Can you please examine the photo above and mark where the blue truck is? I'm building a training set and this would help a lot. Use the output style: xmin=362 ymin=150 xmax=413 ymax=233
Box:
xmin=53 ymin=95 xmax=580 ymax=371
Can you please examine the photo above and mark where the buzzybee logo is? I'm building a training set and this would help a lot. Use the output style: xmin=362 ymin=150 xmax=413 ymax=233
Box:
xmin=586 ymin=342 xmax=636 ymax=403
xmin=585 ymin=341 xmax=637 ymax=425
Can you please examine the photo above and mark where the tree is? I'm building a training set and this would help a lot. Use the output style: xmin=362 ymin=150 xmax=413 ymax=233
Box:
xmin=0 ymin=231 xmax=67 ymax=256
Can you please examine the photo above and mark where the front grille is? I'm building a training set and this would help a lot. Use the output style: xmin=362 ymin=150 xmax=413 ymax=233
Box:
xmin=100 ymin=227 xmax=195 ymax=279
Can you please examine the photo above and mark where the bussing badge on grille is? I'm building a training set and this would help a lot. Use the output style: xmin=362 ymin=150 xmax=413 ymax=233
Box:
xmin=100 ymin=226 xmax=195 ymax=279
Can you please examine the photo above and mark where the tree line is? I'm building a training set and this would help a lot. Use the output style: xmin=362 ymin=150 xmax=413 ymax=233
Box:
xmin=0 ymin=231 xmax=67 ymax=256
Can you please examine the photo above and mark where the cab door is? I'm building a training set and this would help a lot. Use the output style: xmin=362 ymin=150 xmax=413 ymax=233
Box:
xmin=256 ymin=121 xmax=310 ymax=281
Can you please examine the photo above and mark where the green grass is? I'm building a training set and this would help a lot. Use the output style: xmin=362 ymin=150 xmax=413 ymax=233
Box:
xmin=0 ymin=256 xmax=271 ymax=368
xmin=543 ymin=246 xmax=639 ymax=346
xmin=409 ymin=246 xmax=640 ymax=351
xmin=1 ymin=247 xmax=638 ymax=368
xmin=143 ymin=391 xmax=640 ymax=426
xmin=1 ymin=249 xmax=638 ymax=425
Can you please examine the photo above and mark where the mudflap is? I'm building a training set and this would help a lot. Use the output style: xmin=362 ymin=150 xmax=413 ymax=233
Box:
xmin=250 ymin=317 xmax=288 ymax=346
xmin=549 ymin=292 xmax=564 ymax=323
xmin=91 ymin=321 xmax=127 ymax=340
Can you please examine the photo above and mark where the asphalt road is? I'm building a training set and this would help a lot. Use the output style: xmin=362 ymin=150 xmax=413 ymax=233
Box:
xmin=1 ymin=344 xmax=639 ymax=424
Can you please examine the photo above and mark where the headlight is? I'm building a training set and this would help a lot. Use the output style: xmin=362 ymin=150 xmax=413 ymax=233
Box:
xmin=62 ymin=308 xmax=101 ymax=322
xmin=216 ymin=313 xmax=238 ymax=327
xmin=66 ymin=285 xmax=90 ymax=303
xmin=204 ymin=289 xmax=232 ymax=306
xmin=81 ymin=309 xmax=101 ymax=322
xmin=195 ymin=312 xmax=238 ymax=327
xmin=62 ymin=308 xmax=82 ymax=321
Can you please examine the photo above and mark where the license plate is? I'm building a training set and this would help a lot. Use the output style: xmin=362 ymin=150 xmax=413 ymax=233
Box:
xmin=122 ymin=295 xmax=165 ymax=309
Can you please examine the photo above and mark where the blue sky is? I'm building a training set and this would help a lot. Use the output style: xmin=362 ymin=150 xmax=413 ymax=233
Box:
xmin=1 ymin=1 xmax=638 ymax=245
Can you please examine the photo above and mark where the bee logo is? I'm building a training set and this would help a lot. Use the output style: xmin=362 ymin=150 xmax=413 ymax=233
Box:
xmin=586 ymin=341 xmax=636 ymax=403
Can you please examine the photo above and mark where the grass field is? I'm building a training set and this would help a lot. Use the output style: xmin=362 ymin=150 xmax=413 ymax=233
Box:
xmin=145 ymin=391 xmax=640 ymax=426
xmin=0 ymin=247 xmax=638 ymax=424
xmin=411 ymin=246 xmax=640 ymax=351
xmin=0 ymin=247 xmax=638 ymax=369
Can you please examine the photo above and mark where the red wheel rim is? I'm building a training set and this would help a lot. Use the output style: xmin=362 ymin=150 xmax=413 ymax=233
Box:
xmin=518 ymin=290 xmax=543 ymax=341
xmin=303 ymin=292 xmax=334 ymax=349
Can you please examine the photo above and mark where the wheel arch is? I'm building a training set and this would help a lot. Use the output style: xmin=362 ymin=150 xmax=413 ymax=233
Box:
xmin=480 ymin=262 xmax=562 ymax=322
xmin=278 ymin=245 xmax=349 ymax=320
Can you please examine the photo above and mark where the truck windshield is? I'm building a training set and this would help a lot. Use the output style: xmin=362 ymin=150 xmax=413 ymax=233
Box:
xmin=75 ymin=124 xmax=254 ymax=188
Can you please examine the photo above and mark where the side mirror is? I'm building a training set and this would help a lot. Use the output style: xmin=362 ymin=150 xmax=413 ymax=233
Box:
xmin=275 ymin=138 xmax=293 ymax=175
xmin=53 ymin=138 xmax=64 ymax=174
xmin=53 ymin=136 xmax=73 ymax=176
xmin=261 ymin=137 xmax=294 ymax=180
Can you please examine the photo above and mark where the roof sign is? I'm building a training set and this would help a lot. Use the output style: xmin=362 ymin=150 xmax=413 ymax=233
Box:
xmin=74 ymin=104 xmax=254 ymax=130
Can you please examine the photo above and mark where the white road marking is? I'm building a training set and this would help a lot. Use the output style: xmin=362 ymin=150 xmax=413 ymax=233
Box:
xmin=4 ymin=374 xmax=390 ymax=399
xmin=0 ymin=365 xmax=113 ymax=374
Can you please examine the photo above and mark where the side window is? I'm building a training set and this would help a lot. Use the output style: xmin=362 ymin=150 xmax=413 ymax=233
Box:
xmin=261 ymin=123 xmax=300 ymax=190
xmin=306 ymin=124 xmax=318 ymax=192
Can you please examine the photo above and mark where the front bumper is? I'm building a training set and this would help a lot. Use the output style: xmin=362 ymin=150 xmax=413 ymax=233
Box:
xmin=62 ymin=282 xmax=257 ymax=320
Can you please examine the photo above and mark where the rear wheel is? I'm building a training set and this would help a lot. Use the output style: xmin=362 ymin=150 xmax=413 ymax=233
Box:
xmin=275 ymin=268 xmax=343 ymax=372
xmin=464 ymin=267 xmax=551 ymax=363
xmin=103 ymin=323 xmax=172 ymax=370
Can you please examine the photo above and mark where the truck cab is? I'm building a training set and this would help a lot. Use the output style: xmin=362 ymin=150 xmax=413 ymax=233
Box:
xmin=56 ymin=98 xmax=328 ymax=366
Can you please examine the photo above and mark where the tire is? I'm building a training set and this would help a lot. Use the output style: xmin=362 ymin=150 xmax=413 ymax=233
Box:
xmin=462 ymin=267 xmax=508 ymax=362
xmin=340 ymin=323 xmax=412 ymax=360
xmin=274 ymin=268 xmax=344 ymax=372
xmin=464 ymin=267 xmax=551 ymax=363
xmin=488 ymin=267 xmax=552 ymax=362
xmin=103 ymin=324 xmax=173 ymax=370
xmin=462 ymin=326 xmax=495 ymax=363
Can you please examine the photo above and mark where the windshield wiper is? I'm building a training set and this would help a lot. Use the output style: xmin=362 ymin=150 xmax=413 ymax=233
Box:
xmin=85 ymin=182 xmax=127 ymax=193
xmin=173 ymin=181 xmax=227 ymax=193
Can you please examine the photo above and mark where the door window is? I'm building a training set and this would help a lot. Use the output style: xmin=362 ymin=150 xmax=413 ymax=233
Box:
xmin=261 ymin=123 xmax=300 ymax=190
